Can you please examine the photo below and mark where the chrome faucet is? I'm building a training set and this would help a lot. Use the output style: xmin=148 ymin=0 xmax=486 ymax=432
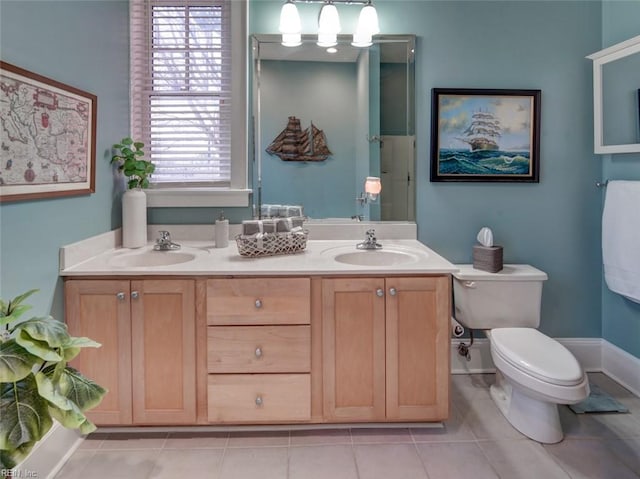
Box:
xmin=154 ymin=230 xmax=181 ymax=251
xmin=357 ymin=229 xmax=382 ymax=250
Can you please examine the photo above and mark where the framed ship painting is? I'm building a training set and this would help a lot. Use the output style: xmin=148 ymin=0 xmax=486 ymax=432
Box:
xmin=430 ymin=88 xmax=541 ymax=183
xmin=0 ymin=61 xmax=96 ymax=202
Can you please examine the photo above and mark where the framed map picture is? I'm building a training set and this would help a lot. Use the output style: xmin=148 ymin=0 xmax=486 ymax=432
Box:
xmin=0 ymin=62 xmax=96 ymax=202
xmin=430 ymin=88 xmax=541 ymax=183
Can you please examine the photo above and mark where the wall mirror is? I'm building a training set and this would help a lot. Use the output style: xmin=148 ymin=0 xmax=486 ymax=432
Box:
xmin=587 ymin=35 xmax=640 ymax=154
xmin=252 ymin=34 xmax=416 ymax=221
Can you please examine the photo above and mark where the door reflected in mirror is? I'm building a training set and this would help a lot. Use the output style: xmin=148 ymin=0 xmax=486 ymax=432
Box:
xmin=252 ymin=34 xmax=416 ymax=221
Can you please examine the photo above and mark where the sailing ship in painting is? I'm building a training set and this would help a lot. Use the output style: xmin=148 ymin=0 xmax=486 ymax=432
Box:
xmin=266 ymin=116 xmax=332 ymax=162
xmin=458 ymin=110 xmax=501 ymax=151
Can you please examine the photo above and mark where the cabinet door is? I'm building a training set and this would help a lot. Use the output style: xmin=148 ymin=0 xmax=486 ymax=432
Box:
xmin=322 ymin=278 xmax=386 ymax=421
xmin=65 ymin=280 xmax=133 ymax=425
xmin=131 ymin=279 xmax=196 ymax=424
xmin=385 ymin=277 xmax=450 ymax=421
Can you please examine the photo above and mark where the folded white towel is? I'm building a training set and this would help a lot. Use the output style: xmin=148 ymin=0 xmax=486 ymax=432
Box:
xmin=602 ymin=180 xmax=640 ymax=304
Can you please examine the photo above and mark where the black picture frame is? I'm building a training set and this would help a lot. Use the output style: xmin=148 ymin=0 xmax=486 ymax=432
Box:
xmin=430 ymin=88 xmax=541 ymax=183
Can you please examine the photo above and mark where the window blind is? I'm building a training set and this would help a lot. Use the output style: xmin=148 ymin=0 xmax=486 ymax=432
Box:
xmin=130 ymin=0 xmax=232 ymax=186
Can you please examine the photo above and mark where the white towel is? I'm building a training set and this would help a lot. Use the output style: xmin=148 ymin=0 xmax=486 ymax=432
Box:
xmin=602 ymin=180 xmax=640 ymax=304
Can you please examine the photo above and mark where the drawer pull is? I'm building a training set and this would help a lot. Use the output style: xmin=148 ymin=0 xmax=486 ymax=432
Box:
xmin=116 ymin=292 xmax=126 ymax=301
xmin=255 ymin=395 xmax=263 ymax=406
xmin=131 ymin=291 xmax=139 ymax=299
xmin=389 ymin=287 xmax=397 ymax=296
xmin=376 ymin=288 xmax=384 ymax=297
xmin=255 ymin=347 xmax=263 ymax=359
xmin=255 ymin=299 xmax=262 ymax=308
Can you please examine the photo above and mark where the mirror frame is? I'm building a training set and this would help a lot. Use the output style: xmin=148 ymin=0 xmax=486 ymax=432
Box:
xmin=587 ymin=34 xmax=640 ymax=154
xmin=251 ymin=33 xmax=416 ymax=220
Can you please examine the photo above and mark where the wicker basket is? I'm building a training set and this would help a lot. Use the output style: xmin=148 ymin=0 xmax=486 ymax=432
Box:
xmin=235 ymin=230 xmax=309 ymax=257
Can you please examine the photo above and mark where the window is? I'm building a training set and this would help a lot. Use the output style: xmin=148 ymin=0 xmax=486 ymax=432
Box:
xmin=130 ymin=0 xmax=249 ymax=207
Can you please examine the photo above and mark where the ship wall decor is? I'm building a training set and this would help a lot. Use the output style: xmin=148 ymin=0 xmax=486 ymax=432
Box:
xmin=266 ymin=116 xmax=332 ymax=162
xmin=430 ymin=88 xmax=541 ymax=183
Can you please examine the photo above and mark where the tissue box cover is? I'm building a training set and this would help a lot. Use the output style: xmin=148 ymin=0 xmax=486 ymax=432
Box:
xmin=473 ymin=245 xmax=503 ymax=273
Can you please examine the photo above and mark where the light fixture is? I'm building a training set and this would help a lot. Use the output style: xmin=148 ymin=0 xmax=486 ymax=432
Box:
xmin=278 ymin=1 xmax=378 ymax=48
xmin=279 ymin=0 xmax=302 ymax=47
xmin=317 ymin=2 xmax=341 ymax=47
xmin=326 ymin=47 xmax=338 ymax=54
xmin=356 ymin=1 xmax=380 ymax=35
xmin=357 ymin=176 xmax=382 ymax=204
xmin=352 ymin=0 xmax=378 ymax=46
xmin=365 ymin=176 xmax=382 ymax=200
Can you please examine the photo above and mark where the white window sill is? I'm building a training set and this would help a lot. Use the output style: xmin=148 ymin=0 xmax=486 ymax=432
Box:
xmin=145 ymin=188 xmax=252 ymax=208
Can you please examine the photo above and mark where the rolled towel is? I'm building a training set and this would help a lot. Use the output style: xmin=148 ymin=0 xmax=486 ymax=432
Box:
xmin=286 ymin=205 xmax=304 ymax=217
xmin=242 ymin=219 xmax=277 ymax=235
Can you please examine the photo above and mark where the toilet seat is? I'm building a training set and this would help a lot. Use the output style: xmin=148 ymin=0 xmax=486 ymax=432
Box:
xmin=490 ymin=328 xmax=584 ymax=387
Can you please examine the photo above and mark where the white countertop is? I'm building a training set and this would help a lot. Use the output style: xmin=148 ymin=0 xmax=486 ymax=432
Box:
xmin=60 ymin=239 xmax=457 ymax=277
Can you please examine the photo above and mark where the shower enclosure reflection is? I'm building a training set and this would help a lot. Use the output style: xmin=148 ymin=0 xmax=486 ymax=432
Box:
xmin=252 ymin=34 xmax=416 ymax=221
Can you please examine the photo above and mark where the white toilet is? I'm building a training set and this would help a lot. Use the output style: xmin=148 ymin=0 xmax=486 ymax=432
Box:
xmin=452 ymin=264 xmax=590 ymax=444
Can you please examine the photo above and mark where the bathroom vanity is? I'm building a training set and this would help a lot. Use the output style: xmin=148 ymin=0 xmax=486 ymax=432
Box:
xmin=61 ymin=231 xmax=455 ymax=427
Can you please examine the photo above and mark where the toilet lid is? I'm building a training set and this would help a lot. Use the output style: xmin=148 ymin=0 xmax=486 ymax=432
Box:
xmin=491 ymin=328 xmax=584 ymax=386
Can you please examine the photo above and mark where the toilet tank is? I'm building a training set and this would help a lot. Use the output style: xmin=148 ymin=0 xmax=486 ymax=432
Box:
xmin=452 ymin=264 xmax=548 ymax=330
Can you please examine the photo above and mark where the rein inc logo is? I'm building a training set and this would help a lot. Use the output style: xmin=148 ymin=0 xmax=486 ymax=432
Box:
xmin=1 ymin=470 xmax=38 ymax=478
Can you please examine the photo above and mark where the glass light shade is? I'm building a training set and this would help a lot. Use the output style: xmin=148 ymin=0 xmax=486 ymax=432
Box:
xmin=351 ymin=31 xmax=373 ymax=48
xmin=318 ymin=3 xmax=341 ymax=34
xmin=282 ymin=32 xmax=302 ymax=47
xmin=317 ymin=32 xmax=337 ymax=48
xmin=365 ymin=176 xmax=382 ymax=200
xmin=357 ymin=3 xmax=380 ymax=35
xmin=279 ymin=1 xmax=301 ymax=34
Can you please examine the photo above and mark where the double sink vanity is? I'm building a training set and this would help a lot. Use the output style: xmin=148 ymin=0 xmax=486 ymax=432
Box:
xmin=61 ymin=224 xmax=456 ymax=428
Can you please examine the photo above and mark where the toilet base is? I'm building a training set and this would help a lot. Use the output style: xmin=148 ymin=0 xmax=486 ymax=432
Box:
xmin=490 ymin=373 xmax=563 ymax=444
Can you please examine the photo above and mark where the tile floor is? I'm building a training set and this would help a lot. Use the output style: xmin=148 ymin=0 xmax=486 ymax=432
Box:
xmin=55 ymin=373 xmax=640 ymax=479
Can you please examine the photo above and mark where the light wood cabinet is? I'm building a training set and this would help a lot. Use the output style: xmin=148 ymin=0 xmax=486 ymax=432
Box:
xmin=206 ymin=278 xmax=311 ymax=423
xmin=322 ymin=276 xmax=450 ymax=422
xmin=65 ymin=279 xmax=197 ymax=425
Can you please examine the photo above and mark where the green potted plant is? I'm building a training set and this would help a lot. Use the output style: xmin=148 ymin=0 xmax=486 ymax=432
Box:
xmin=111 ymin=137 xmax=155 ymax=190
xmin=111 ymin=137 xmax=155 ymax=248
xmin=0 ymin=290 xmax=106 ymax=470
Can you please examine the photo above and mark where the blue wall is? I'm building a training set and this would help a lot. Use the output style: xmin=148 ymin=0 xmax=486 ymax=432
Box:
xmin=600 ymin=1 xmax=640 ymax=358
xmin=0 ymin=1 xmax=129 ymax=318
xmin=2 ymin=1 xmax=637 ymax=359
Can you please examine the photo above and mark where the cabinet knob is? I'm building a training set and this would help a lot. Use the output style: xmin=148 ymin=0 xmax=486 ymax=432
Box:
xmin=255 ymin=347 xmax=263 ymax=358
xmin=255 ymin=299 xmax=262 ymax=308
xmin=376 ymin=288 xmax=384 ymax=297
xmin=116 ymin=292 xmax=126 ymax=301
xmin=389 ymin=288 xmax=397 ymax=296
xmin=131 ymin=291 xmax=140 ymax=299
xmin=255 ymin=395 xmax=263 ymax=406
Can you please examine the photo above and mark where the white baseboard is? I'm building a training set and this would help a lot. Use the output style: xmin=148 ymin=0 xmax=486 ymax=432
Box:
xmin=602 ymin=339 xmax=640 ymax=397
xmin=11 ymin=422 xmax=84 ymax=479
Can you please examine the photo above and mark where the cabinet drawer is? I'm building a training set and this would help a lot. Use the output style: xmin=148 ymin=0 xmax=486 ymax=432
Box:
xmin=208 ymin=374 xmax=310 ymax=423
xmin=208 ymin=325 xmax=310 ymax=373
xmin=207 ymin=278 xmax=310 ymax=325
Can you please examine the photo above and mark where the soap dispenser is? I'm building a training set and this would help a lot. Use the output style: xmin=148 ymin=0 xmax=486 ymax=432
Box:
xmin=214 ymin=211 xmax=229 ymax=248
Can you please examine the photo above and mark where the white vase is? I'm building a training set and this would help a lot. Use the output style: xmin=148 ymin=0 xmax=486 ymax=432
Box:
xmin=122 ymin=189 xmax=147 ymax=248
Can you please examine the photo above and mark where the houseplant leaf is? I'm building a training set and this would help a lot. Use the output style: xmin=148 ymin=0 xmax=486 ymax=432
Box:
xmin=0 ymin=340 xmax=39 ymax=383
xmin=0 ymin=374 xmax=52 ymax=451
xmin=60 ymin=336 xmax=101 ymax=362
xmin=0 ymin=441 xmax=36 ymax=470
xmin=15 ymin=330 xmax=62 ymax=362
xmin=15 ymin=316 xmax=70 ymax=349
xmin=34 ymin=372 xmax=91 ymax=432
xmin=43 ymin=365 xmax=107 ymax=413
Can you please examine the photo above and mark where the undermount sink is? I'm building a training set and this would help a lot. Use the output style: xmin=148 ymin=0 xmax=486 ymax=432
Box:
xmin=109 ymin=250 xmax=197 ymax=268
xmin=333 ymin=249 xmax=421 ymax=266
